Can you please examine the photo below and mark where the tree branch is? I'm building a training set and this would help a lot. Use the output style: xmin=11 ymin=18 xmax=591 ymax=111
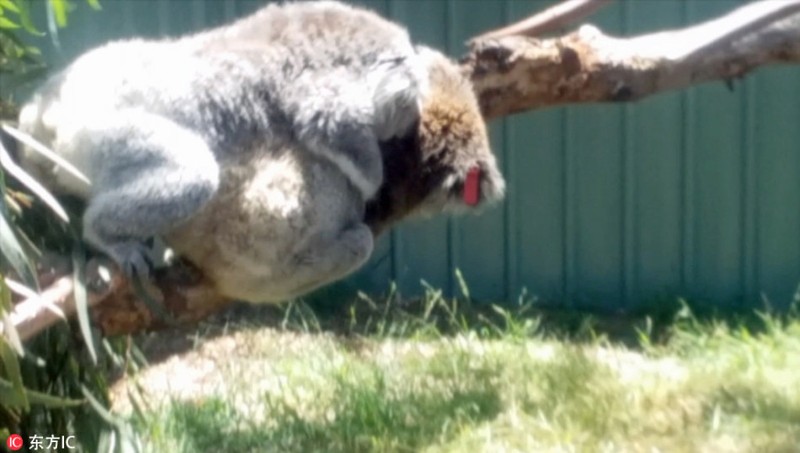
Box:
xmin=5 ymin=266 xmax=123 ymax=342
xmin=4 ymin=259 xmax=232 ymax=339
xmin=470 ymin=0 xmax=612 ymax=41
xmin=466 ymin=0 xmax=800 ymax=119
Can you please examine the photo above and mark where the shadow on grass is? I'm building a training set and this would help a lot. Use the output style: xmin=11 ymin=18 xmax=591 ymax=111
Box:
xmin=134 ymin=281 xmax=799 ymax=368
xmin=711 ymin=384 xmax=800 ymax=441
xmin=162 ymin=372 xmax=503 ymax=453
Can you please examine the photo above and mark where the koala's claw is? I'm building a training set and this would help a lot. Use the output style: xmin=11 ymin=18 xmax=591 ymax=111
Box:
xmin=108 ymin=242 xmax=154 ymax=280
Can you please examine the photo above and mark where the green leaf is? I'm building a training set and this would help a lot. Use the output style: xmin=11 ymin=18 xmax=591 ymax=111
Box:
xmin=0 ymin=24 xmax=40 ymax=56
xmin=0 ymin=377 xmax=84 ymax=408
xmin=81 ymin=386 xmax=117 ymax=425
xmin=0 ymin=0 xmax=21 ymax=14
xmin=0 ymin=16 xmax=19 ymax=29
xmin=0 ymin=213 xmax=38 ymax=291
xmin=0 ymin=276 xmax=23 ymax=356
xmin=0 ymin=128 xmax=75 ymax=222
xmin=25 ymin=387 xmax=84 ymax=408
xmin=48 ymin=0 xmax=68 ymax=28
xmin=72 ymin=245 xmax=98 ymax=364
xmin=0 ymin=377 xmax=26 ymax=407
xmin=14 ymin=0 xmax=42 ymax=36
xmin=0 ymin=273 xmax=11 ymax=317
xmin=23 ymin=45 xmax=40 ymax=56
xmin=0 ymin=340 xmax=27 ymax=410
xmin=85 ymin=0 xmax=101 ymax=11
xmin=2 ymin=125 xmax=90 ymax=188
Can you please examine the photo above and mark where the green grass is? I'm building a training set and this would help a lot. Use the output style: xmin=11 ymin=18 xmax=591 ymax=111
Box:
xmin=119 ymin=293 xmax=800 ymax=453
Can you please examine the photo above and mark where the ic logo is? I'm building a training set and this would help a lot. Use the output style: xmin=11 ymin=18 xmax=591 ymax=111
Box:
xmin=6 ymin=434 xmax=23 ymax=451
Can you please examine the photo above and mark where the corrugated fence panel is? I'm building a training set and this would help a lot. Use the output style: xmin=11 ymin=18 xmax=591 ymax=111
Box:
xmin=627 ymin=1 xmax=685 ymax=310
xmin=755 ymin=59 xmax=800 ymax=309
xmin=688 ymin=2 xmax=745 ymax=308
xmin=9 ymin=0 xmax=800 ymax=311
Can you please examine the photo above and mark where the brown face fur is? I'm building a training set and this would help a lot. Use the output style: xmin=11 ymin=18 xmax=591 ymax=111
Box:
xmin=365 ymin=48 xmax=505 ymax=236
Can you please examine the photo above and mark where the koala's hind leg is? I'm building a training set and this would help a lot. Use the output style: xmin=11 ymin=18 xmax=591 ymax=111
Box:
xmin=76 ymin=110 xmax=220 ymax=277
xmin=287 ymin=223 xmax=374 ymax=296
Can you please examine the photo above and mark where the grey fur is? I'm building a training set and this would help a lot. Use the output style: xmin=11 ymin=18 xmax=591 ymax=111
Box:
xmin=17 ymin=1 xmax=426 ymax=289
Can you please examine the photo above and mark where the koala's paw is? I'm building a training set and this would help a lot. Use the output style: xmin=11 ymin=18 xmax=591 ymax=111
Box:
xmin=107 ymin=241 xmax=154 ymax=280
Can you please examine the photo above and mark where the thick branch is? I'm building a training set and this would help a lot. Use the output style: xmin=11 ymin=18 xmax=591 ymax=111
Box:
xmin=6 ymin=273 xmax=120 ymax=342
xmin=3 ymin=256 xmax=122 ymax=341
xmin=466 ymin=1 xmax=800 ymax=119
xmin=5 ymin=260 xmax=232 ymax=339
xmin=89 ymin=262 xmax=233 ymax=336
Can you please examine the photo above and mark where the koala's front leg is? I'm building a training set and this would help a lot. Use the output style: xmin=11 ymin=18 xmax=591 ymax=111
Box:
xmin=297 ymin=58 xmax=424 ymax=200
xmin=76 ymin=110 xmax=220 ymax=278
xmin=309 ymin=123 xmax=385 ymax=200
xmin=287 ymin=223 xmax=374 ymax=296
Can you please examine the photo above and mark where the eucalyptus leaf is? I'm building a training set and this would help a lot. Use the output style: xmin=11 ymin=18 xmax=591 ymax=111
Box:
xmin=0 ymin=272 xmax=12 ymax=314
xmin=0 ymin=281 xmax=16 ymax=356
xmin=0 ymin=0 xmax=20 ymax=14
xmin=0 ymin=377 xmax=84 ymax=408
xmin=0 ymin=16 xmax=19 ymax=29
xmin=1 ymin=312 xmax=23 ymax=355
xmin=0 ymin=213 xmax=38 ymax=291
xmin=48 ymin=0 xmax=68 ymax=28
xmin=72 ymin=245 xmax=98 ymax=364
xmin=0 ymin=339 xmax=27 ymax=410
xmin=0 ymin=132 xmax=70 ymax=222
xmin=14 ymin=0 xmax=42 ymax=36
xmin=2 ymin=125 xmax=91 ymax=186
xmin=0 ymin=377 xmax=26 ymax=407
xmin=80 ymin=386 xmax=118 ymax=426
xmin=24 ymin=387 xmax=84 ymax=408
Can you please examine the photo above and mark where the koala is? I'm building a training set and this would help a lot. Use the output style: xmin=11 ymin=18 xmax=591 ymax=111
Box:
xmin=16 ymin=1 xmax=504 ymax=304
xmin=164 ymin=47 xmax=505 ymax=302
xmin=16 ymin=1 xmax=426 ymax=280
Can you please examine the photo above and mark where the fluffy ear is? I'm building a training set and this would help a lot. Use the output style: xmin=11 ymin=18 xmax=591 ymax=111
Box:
xmin=371 ymin=56 xmax=427 ymax=141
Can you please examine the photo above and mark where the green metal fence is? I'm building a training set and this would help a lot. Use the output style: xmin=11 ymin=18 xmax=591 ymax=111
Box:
xmin=15 ymin=0 xmax=800 ymax=310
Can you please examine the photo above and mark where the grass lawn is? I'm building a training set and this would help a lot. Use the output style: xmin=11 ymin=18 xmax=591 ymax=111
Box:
xmin=114 ymin=289 xmax=800 ymax=453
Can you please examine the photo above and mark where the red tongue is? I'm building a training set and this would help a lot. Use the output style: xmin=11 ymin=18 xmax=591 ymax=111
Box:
xmin=463 ymin=166 xmax=481 ymax=206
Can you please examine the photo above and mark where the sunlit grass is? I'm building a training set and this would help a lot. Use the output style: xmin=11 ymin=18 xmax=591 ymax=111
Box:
xmin=120 ymin=288 xmax=800 ymax=453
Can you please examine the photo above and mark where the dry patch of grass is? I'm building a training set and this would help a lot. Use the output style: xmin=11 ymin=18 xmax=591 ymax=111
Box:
xmin=114 ymin=298 xmax=800 ymax=453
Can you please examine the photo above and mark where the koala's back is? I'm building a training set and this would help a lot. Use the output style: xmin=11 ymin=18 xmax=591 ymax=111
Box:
xmin=19 ymin=0 xmax=419 ymax=184
xmin=204 ymin=1 xmax=414 ymax=69
xmin=165 ymin=143 xmax=365 ymax=302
